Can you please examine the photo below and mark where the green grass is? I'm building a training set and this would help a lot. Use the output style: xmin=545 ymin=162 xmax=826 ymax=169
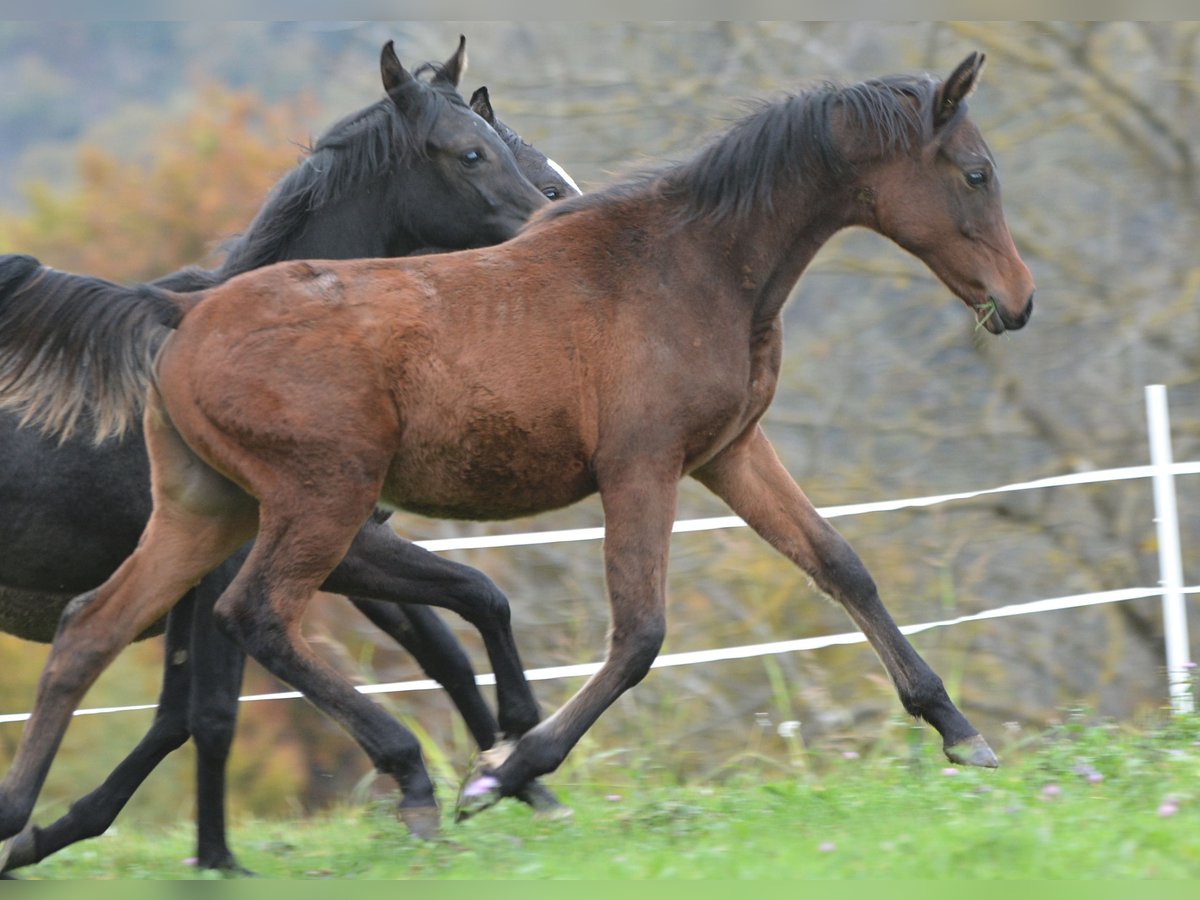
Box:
xmin=12 ymin=713 xmax=1200 ymax=880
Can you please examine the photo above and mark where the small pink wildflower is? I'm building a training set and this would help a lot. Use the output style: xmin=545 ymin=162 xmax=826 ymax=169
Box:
xmin=940 ymin=767 xmax=959 ymax=776
xmin=1041 ymin=784 xmax=1061 ymax=799
xmin=1073 ymin=763 xmax=1103 ymax=783
xmin=818 ymin=841 xmax=837 ymax=853
xmin=841 ymin=750 xmax=860 ymax=761
xmin=1158 ymin=795 xmax=1180 ymax=817
xmin=182 ymin=857 xmax=199 ymax=867
xmin=605 ymin=794 xmax=623 ymax=802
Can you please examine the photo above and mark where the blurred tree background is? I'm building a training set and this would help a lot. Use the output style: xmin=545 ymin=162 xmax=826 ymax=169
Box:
xmin=0 ymin=21 xmax=1198 ymax=828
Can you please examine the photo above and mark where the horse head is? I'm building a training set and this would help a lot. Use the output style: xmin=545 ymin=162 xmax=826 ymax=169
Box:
xmin=379 ymin=38 xmax=547 ymax=249
xmin=858 ymin=53 xmax=1035 ymax=334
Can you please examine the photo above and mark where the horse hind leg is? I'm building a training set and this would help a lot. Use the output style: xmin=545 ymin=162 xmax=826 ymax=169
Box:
xmin=346 ymin=597 xmax=571 ymax=821
xmin=1 ymin=593 xmax=202 ymax=874
xmin=187 ymin=554 xmax=254 ymax=873
xmin=211 ymin=490 xmax=444 ymax=839
xmin=0 ymin=398 xmax=258 ymax=843
xmin=327 ymin=521 xmax=566 ymax=816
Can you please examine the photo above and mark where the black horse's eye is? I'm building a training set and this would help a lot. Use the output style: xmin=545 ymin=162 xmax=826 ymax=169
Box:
xmin=461 ymin=149 xmax=484 ymax=166
xmin=542 ymin=187 xmax=562 ymax=200
xmin=965 ymin=169 xmax=989 ymax=188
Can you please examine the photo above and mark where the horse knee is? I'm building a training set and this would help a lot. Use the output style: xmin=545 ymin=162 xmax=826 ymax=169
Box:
xmin=615 ymin=613 xmax=666 ymax=689
xmin=189 ymin=702 xmax=238 ymax=760
xmin=144 ymin=706 xmax=193 ymax=750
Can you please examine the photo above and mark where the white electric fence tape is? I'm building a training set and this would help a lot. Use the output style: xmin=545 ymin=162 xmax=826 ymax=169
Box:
xmin=2 ymin=461 xmax=1197 ymax=725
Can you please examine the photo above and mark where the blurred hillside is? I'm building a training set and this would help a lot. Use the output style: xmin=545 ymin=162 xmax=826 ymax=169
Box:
xmin=1 ymin=21 xmax=1198 ymax=824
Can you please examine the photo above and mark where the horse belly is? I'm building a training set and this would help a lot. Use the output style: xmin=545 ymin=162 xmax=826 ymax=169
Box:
xmin=383 ymin=412 xmax=595 ymax=521
xmin=0 ymin=416 xmax=153 ymax=594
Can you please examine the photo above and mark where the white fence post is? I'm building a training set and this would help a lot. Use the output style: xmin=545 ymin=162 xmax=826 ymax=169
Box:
xmin=1145 ymin=384 xmax=1194 ymax=715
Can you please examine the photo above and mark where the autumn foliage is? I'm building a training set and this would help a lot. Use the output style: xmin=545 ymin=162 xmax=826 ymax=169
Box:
xmin=0 ymin=81 xmax=335 ymax=822
xmin=0 ymin=83 xmax=315 ymax=283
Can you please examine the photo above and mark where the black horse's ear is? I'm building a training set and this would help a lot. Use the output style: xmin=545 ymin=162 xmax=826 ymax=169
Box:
xmin=469 ymin=86 xmax=496 ymax=125
xmin=441 ymin=34 xmax=468 ymax=87
xmin=381 ymin=40 xmax=413 ymax=99
xmin=934 ymin=51 xmax=985 ymax=129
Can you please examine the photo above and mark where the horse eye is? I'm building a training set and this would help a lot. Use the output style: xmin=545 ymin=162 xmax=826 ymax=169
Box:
xmin=965 ymin=169 xmax=989 ymax=188
xmin=461 ymin=149 xmax=484 ymax=166
xmin=542 ymin=187 xmax=562 ymax=200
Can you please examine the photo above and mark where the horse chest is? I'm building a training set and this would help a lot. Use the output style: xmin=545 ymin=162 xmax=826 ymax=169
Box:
xmin=675 ymin=340 xmax=780 ymax=471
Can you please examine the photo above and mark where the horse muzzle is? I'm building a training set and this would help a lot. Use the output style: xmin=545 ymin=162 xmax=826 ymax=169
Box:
xmin=978 ymin=292 xmax=1033 ymax=335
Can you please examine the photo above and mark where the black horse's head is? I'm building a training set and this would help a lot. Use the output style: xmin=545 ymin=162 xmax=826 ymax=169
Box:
xmin=379 ymin=37 xmax=548 ymax=250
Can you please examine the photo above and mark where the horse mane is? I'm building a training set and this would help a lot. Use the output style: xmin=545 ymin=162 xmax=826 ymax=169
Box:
xmin=170 ymin=63 xmax=466 ymax=285
xmin=536 ymin=72 xmax=940 ymax=229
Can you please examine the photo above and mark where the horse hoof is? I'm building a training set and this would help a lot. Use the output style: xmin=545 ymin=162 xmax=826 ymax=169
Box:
xmin=197 ymin=854 xmax=256 ymax=877
xmin=945 ymin=733 xmax=999 ymax=768
xmin=397 ymin=805 xmax=441 ymax=841
xmin=516 ymin=780 xmax=574 ymax=822
xmin=453 ymin=739 xmax=518 ymax=822
xmin=455 ymin=774 xmax=502 ymax=822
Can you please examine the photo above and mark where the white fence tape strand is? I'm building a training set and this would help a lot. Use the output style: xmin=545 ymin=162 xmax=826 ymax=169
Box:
xmin=2 ymin=583 xmax=1195 ymax=725
xmin=413 ymin=461 xmax=1200 ymax=553
xmin=3 ymin=457 xmax=1196 ymax=725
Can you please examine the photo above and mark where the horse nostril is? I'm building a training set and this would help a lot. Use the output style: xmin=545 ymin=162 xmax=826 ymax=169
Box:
xmin=1022 ymin=293 xmax=1034 ymax=325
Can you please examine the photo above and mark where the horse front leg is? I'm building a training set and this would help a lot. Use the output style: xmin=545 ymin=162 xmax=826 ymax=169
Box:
xmin=693 ymin=426 xmax=997 ymax=768
xmin=457 ymin=462 xmax=677 ymax=818
xmin=211 ymin=494 xmax=451 ymax=839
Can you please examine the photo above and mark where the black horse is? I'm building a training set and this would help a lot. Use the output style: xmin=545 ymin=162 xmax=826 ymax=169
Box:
xmin=0 ymin=37 xmax=577 ymax=875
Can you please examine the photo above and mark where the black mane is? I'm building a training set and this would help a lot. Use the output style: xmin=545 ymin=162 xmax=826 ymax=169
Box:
xmin=537 ymin=72 xmax=940 ymax=229
xmin=156 ymin=66 xmax=466 ymax=291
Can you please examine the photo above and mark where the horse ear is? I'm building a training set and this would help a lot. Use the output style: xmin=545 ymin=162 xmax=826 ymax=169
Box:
xmin=470 ymin=86 xmax=496 ymax=125
xmin=441 ymin=34 xmax=468 ymax=87
xmin=380 ymin=39 xmax=413 ymax=99
xmin=934 ymin=51 xmax=986 ymax=129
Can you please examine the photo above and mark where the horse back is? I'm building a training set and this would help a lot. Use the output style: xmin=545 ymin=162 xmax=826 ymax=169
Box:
xmin=159 ymin=255 xmax=595 ymax=519
xmin=162 ymin=221 xmax=767 ymax=521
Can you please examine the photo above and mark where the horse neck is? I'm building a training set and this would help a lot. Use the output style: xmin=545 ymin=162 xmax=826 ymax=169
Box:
xmin=215 ymin=171 xmax=419 ymax=279
xmin=677 ymin=180 xmax=858 ymax=330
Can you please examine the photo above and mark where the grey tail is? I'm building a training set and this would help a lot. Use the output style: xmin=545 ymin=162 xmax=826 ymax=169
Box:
xmin=0 ymin=254 xmax=192 ymax=444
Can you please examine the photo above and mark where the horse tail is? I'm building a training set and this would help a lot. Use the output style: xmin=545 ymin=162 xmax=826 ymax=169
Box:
xmin=0 ymin=254 xmax=197 ymax=445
